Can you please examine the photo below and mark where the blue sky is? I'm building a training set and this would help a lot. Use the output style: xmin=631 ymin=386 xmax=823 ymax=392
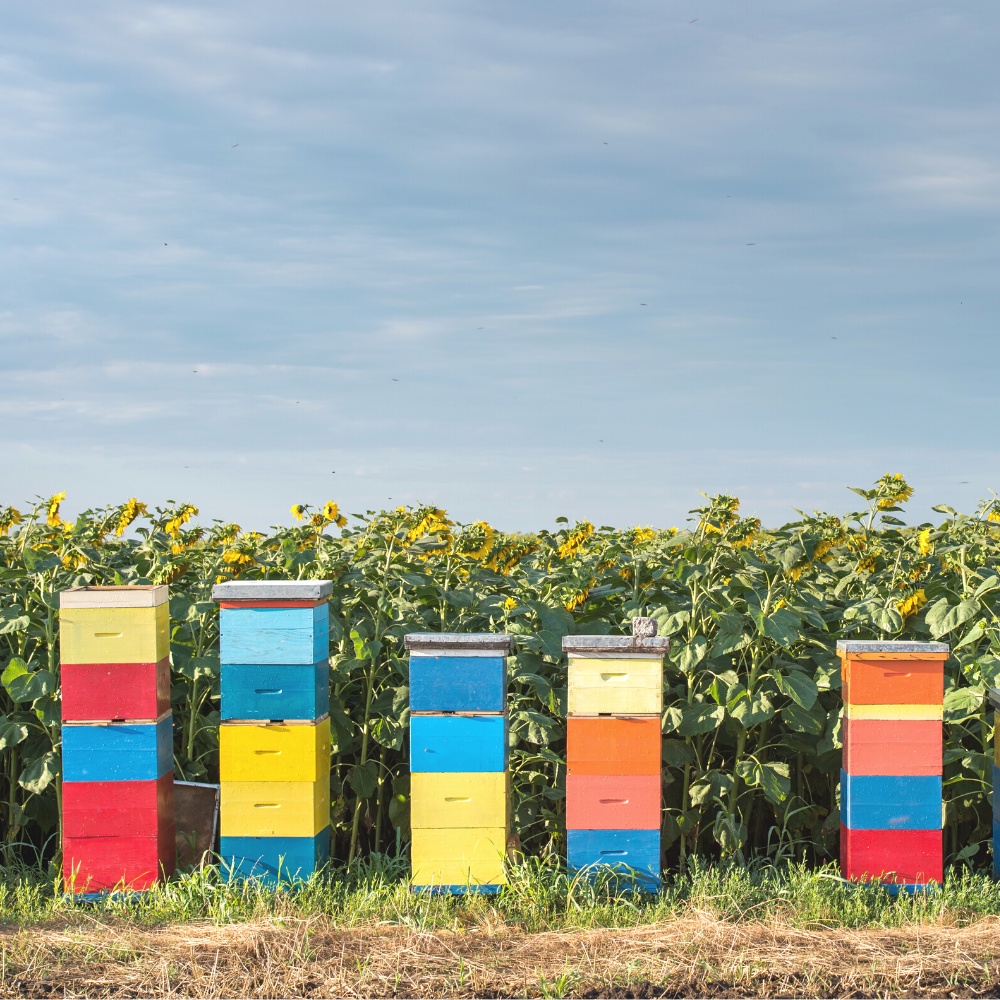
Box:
xmin=2 ymin=2 xmax=997 ymax=532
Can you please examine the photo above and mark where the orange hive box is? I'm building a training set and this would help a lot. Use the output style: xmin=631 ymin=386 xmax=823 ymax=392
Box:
xmin=839 ymin=641 xmax=947 ymax=706
xmin=566 ymin=717 xmax=661 ymax=776
xmin=842 ymin=718 xmax=942 ymax=776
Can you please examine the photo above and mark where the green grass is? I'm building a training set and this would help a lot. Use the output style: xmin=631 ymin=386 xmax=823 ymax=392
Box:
xmin=3 ymin=856 xmax=1000 ymax=932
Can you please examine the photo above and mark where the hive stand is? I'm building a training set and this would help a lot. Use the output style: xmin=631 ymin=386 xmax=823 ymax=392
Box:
xmin=405 ymin=632 xmax=512 ymax=894
xmin=213 ymin=580 xmax=333 ymax=884
xmin=839 ymin=640 xmax=948 ymax=892
xmin=60 ymin=585 xmax=175 ymax=895
xmin=563 ymin=620 xmax=668 ymax=891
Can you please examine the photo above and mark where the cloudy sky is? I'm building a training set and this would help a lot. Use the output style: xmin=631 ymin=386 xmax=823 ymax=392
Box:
xmin=2 ymin=2 xmax=997 ymax=532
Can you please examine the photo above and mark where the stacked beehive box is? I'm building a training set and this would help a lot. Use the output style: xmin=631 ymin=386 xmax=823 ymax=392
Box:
xmin=405 ymin=632 xmax=511 ymax=893
xmin=991 ymin=689 xmax=1000 ymax=875
xmin=563 ymin=621 xmax=668 ymax=891
xmin=60 ymin=586 xmax=174 ymax=894
xmin=214 ymin=580 xmax=333 ymax=883
xmin=839 ymin=639 xmax=948 ymax=890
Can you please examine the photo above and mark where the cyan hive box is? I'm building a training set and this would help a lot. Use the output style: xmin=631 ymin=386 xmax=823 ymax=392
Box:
xmin=408 ymin=655 xmax=506 ymax=712
xmin=220 ymin=829 xmax=330 ymax=884
xmin=839 ymin=770 xmax=942 ymax=830
xmin=219 ymin=606 xmax=329 ymax=665
xmin=566 ymin=828 xmax=661 ymax=891
xmin=410 ymin=715 xmax=508 ymax=772
xmin=62 ymin=717 xmax=173 ymax=782
xmin=221 ymin=661 xmax=329 ymax=720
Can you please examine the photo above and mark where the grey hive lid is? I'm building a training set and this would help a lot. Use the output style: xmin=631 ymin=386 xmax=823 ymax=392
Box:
xmin=404 ymin=632 xmax=512 ymax=652
xmin=563 ymin=635 xmax=670 ymax=654
xmin=212 ymin=580 xmax=333 ymax=600
xmin=60 ymin=585 xmax=168 ymax=609
xmin=836 ymin=639 xmax=949 ymax=654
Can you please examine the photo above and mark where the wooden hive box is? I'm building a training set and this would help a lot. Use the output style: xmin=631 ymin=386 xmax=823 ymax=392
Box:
xmin=563 ymin=635 xmax=668 ymax=717
xmin=219 ymin=716 xmax=331 ymax=782
xmin=405 ymin=633 xmax=511 ymax=714
xmin=410 ymin=715 xmax=508 ymax=773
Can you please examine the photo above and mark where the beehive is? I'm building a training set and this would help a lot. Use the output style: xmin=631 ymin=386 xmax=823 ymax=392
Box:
xmin=60 ymin=586 xmax=175 ymax=895
xmin=214 ymin=580 xmax=333 ymax=884
xmin=405 ymin=633 xmax=511 ymax=894
xmin=563 ymin=627 xmax=668 ymax=891
xmin=838 ymin=640 xmax=947 ymax=891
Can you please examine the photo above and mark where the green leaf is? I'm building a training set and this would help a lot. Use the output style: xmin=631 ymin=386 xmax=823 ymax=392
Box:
xmin=736 ymin=758 xmax=790 ymax=803
xmin=651 ymin=608 xmax=690 ymax=636
xmin=774 ymin=669 xmax=818 ymax=710
xmin=931 ymin=504 xmax=957 ymax=515
xmin=730 ymin=691 xmax=774 ymax=728
xmin=763 ymin=609 xmax=801 ymax=649
xmin=661 ymin=739 xmax=696 ymax=767
xmin=711 ymin=627 xmax=750 ymax=657
xmin=0 ymin=607 xmax=30 ymax=635
xmin=3 ymin=665 xmax=56 ymax=705
xmin=816 ymin=709 xmax=843 ymax=756
xmin=879 ymin=515 xmax=907 ymax=526
xmin=954 ymin=624 xmax=984 ymax=651
xmin=1 ymin=658 xmax=30 ymax=687
xmin=926 ymin=599 xmax=979 ymax=638
xmin=676 ymin=636 xmax=708 ymax=674
xmin=0 ymin=717 xmax=31 ymax=750
xmin=19 ymin=751 xmax=59 ymax=794
xmin=973 ymin=575 xmax=1000 ymax=600
xmin=848 ymin=487 xmax=875 ymax=499
xmin=944 ymin=686 xmax=983 ymax=722
xmin=872 ymin=606 xmax=903 ymax=633
xmin=347 ymin=760 xmax=378 ymax=798
xmin=677 ymin=703 xmax=724 ymax=737
xmin=782 ymin=700 xmax=826 ymax=735
xmin=780 ymin=544 xmax=804 ymax=572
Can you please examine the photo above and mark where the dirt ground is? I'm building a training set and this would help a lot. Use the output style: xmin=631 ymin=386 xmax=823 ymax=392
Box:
xmin=3 ymin=913 xmax=1000 ymax=998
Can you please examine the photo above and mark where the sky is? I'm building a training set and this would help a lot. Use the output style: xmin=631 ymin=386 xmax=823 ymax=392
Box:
xmin=2 ymin=2 xmax=998 ymax=533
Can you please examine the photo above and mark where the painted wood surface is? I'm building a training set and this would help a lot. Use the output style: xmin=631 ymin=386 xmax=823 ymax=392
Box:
xmin=840 ymin=826 xmax=943 ymax=885
xmin=220 ymin=661 xmax=329 ymax=721
xmin=565 ymin=774 xmax=660 ymax=830
xmin=404 ymin=633 xmax=512 ymax=653
xmin=841 ymin=719 xmax=942 ymax=776
xmin=844 ymin=703 xmax=943 ymax=721
xmin=841 ymin=658 xmax=944 ymax=705
xmin=219 ymin=829 xmax=330 ymax=883
xmin=409 ymin=715 xmax=508 ymax=773
xmin=994 ymin=764 xmax=1000 ymax=823
xmin=62 ymin=716 xmax=173 ymax=782
xmin=566 ymin=718 xmax=661 ymax=776
xmin=60 ymin=604 xmax=170 ymax=665
xmin=63 ymin=830 xmax=175 ymax=893
xmin=410 ymin=828 xmax=507 ymax=888
xmin=219 ymin=600 xmax=326 ymax=608
xmin=63 ymin=774 xmax=173 ymax=838
xmin=220 ymin=780 xmax=329 ymax=837
xmin=563 ymin=636 xmax=669 ymax=655
xmin=60 ymin=585 xmax=168 ymax=609
xmin=566 ymin=829 xmax=661 ymax=890
xmin=837 ymin=640 xmax=949 ymax=655
xmin=61 ymin=658 xmax=170 ymax=722
xmin=220 ymin=606 xmax=329 ymax=665
xmin=566 ymin=657 xmax=662 ymax=716
xmin=409 ymin=655 xmax=506 ymax=712
xmin=219 ymin=718 xmax=331 ymax=782
xmin=411 ymin=772 xmax=509 ymax=829
xmin=213 ymin=580 xmax=334 ymax=601
xmin=839 ymin=770 xmax=942 ymax=830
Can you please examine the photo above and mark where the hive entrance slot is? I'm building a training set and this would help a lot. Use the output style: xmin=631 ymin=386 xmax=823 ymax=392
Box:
xmin=600 ymin=672 xmax=628 ymax=681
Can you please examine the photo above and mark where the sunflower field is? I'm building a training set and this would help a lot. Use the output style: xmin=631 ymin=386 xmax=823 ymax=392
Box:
xmin=1 ymin=475 xmax=999 ymax=876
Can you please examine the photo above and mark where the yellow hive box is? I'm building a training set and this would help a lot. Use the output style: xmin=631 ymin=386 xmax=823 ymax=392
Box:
xmin=844 ymin=703 xmax=943 ymax=721
xmin=567 ymin=657 xmax=662 ymax=715
xmin=220 ymin=780 xmax=329 ymax=837
xmin=410 ymin=828 xmax=507 ymax=888
xmin=411 ymin=772 xmax=510 ymax=829
xmin=60 ymin=604 xmax=170 ymax=665
xmin=220 ymin=717 xmax=331 ymax=782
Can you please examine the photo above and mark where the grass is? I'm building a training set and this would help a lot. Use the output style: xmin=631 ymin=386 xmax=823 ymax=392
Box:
xmin=2 ymin=858 xmax=1000 ymax=996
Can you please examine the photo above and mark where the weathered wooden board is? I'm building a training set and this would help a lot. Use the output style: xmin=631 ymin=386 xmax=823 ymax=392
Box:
xmin=60 ymin=604 xmax=170 ymax=665
xmin=411 ymin=772 xmax=509 ymax=829
xmin=62 ymin=716 xmax=173 ymax=782
xmin=839 ymin=770 xmax=942 ymax=830
xmin=409 ymin=655 xmax=506 ymax=712
xmin=409 ymin=715 xmax=508 ymax=773
xmin=842 ymin=658 xmax=944 ymax=706
xmin=212 ymin=580 xmax=334 ymax=601
xmin=219 ymin=718 xmax=330 ymax=782
xmin=566 ymin=717 xmax=660 ymax=776
xmin=410 ymin=827 xmax=507 ymax=888
xmin=63 ymin=829 xmax=175 ymax=893
xmin=837 ymin=640 xmax=949 ymax=656
xmin=566 ymin=657 xmax=662 ymax=716
xmin=60 ymin=585 xmax=168 ymax=609
xmin=63 ymin=774 xmax=173 ymax=838
xmin=566 ymin=829 xmax=660 ymax=890
xmin=840 ymin=825 xmax=943 ymax=885
xmin=220 ymin=780 xmax=328 ymax=838
xmin=219 ymin=828 xmax=330 ymax=884
xmin=219 ymin=606 xmax=329 ymax=665
xmin=565 ymin=774 xmax=660 ymax=830
xmin=62 ymin=658 xmax=170 ymax=722
xmin=842 ymin=718 xmax=941 ymax=776
xmin=404 ymin=633 xmax=512 ymax=653
xmin=220 ymin=661 xmax=329 ymax=721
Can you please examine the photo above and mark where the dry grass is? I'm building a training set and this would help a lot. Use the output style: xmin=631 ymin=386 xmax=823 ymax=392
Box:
xmin=3 ymin=911 xmax=1000 ymax=998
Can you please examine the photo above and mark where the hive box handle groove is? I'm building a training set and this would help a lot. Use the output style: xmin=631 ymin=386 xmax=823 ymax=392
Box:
xmin=601 ymin=850 xmax=627 ymax=856
xmin=254 ymin=804 xmax=281 ymax=809
xmin=254 ymin=750 xmax=281 ymax=755
xmin=94 ymin=632 xmax=123 ymax=638
xmin=445 ymin=797 xmax=473 ymax=802
xmin=600 ymin=672 xmax=629 ymax=681
xmin=600 ymin=798 xmax=628 ymax=804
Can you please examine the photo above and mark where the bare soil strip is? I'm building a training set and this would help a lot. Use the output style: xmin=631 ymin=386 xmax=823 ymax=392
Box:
xmin=3 ymin=913 xmax=1000 ymax=998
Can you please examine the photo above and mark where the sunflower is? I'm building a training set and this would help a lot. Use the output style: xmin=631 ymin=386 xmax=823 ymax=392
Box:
xmin=0 ymin=506 xmax=23 ymax=537
xmin=557 ymin=521 xmax=594 ymax=559
xmin=114 ymin=498 xmax=149 ymax=537
xmin=45 ymin=491 xmax=66 ymax=527
xmin=876 ymin=473 xmax=914 ymax=509
xmin=164 ymin=503 xmax=199 ymax=536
